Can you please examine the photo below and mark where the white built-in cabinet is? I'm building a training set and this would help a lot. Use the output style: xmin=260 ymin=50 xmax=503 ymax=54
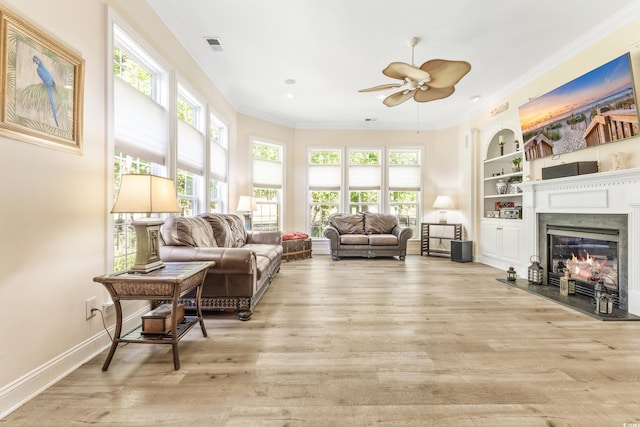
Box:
xmin=481 ymin=219 xmax=521 ymax=266
xmin=479 ymin=127 xmax=527 ymax=273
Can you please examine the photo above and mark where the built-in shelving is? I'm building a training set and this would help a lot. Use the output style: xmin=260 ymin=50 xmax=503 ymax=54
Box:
xmin=483 ymin=129 xmax=523 ymax=218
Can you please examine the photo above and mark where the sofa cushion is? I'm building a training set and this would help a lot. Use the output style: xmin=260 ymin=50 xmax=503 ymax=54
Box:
xmin=340 ymin=234 xmax=369 ymax=245
xmin=160 ymin=216 xmax=217 ymax=247
xmin=330 ymin=213 xmax=365 ymax=234
xmin=368 ymin=234 xmax=398 ymax=246
xmin=199 ymin=213 xmax=235 ymax=248
xmin=225 ymin=214 xmax=248 ymax=247
xmin=364 ymin=212 xmax=398 ymax=234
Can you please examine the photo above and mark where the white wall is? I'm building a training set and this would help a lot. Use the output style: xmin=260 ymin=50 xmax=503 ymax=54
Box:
xmin=0 ymin=0 xmax=108 ymax=416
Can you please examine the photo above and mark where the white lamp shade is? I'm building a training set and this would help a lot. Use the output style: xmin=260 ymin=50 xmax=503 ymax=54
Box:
xmin=111 ymin=174 xmax=181 ymax=214
xmin=432 ymin=195 xmax=454 ymax=209
xmin=237 ymin=195 xmax=257 ymax=212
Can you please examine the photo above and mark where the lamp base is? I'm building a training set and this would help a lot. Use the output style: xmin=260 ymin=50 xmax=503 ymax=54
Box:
xmin=243 ymin=213 xmax=252 ymax=231
xmin=438 ymin=210 xmax=447 ymax=224
xmin=130 ymin=218 xmax=165 ymax=273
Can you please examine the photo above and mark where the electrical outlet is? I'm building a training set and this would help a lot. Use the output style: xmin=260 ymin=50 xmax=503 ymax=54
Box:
xmin=86 ymin=297 xmax=97 ymax=320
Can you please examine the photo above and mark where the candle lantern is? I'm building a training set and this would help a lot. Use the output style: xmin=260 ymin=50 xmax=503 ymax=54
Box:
xmin=559 ymin=269 xmax=571 ymax=296
xmin=594 ymin=282 xmax=613 ymax=315
xmin=507 ymin=266 xmax=517 ymax=281
xmin=528 ymin=255 xmax=544 ymax=285
xmin=568 ymin=277 xmax=576 ymax=295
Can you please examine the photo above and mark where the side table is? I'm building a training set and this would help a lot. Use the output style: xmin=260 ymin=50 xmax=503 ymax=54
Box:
xmin=93 ymin=261 xmax=214 ymax=371
xmin=421 ymin=223 xmax=463 ymax=257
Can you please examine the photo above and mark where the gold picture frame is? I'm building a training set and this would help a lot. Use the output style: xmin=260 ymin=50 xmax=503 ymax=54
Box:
xmin=0 ymin=6 xmax=84 ymax=154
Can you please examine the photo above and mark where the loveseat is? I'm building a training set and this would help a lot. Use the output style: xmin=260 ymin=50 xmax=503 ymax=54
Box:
xmin=159 ymin=213 xmax=282 ymax=320
xmin=323 ymin=212 xmax=412 ymax=260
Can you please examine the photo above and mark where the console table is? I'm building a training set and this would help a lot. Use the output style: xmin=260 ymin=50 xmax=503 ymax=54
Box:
xmin=421 ymin=223 xmax=463 ymax=257
xmin=93 ymin=261 xmax=214 ymax=371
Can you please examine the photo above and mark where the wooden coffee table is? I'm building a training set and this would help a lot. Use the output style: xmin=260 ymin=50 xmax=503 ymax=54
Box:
xmin=93 ymin=261 xmax=214 ymax=371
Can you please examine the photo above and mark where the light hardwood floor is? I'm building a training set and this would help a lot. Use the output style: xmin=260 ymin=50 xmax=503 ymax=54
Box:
xmin=4 ymin=255 xmax=640 ymax=426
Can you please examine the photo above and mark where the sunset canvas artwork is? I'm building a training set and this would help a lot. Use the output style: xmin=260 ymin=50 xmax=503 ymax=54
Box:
xmin=519 ymin=53 xmax=639 ymax=161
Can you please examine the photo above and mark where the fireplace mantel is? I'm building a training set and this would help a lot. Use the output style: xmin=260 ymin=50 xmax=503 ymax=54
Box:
xmin=519 ymin=167 xmax=640 ymax=315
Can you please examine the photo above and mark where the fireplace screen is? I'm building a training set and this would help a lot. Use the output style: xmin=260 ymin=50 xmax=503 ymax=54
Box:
xmin=548 ymin=229 xmax=619 ymax=290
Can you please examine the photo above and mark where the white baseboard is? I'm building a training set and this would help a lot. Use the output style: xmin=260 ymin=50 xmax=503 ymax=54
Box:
xmin=0 ymin=306 xmax=148 ymax=419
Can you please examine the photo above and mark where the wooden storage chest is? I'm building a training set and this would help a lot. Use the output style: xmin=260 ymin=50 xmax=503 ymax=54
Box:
xmin=142 ymin=303 xmax=185 ymax=335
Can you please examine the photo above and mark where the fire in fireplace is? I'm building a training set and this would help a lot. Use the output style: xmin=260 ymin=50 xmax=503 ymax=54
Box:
xmin=548 ymin=227 xmax=619 ymax=304
xmin=538 ymin=213 xmax=628 ymax=311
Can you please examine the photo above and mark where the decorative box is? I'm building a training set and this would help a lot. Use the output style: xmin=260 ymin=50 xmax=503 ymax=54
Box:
xmin=142 ymin=303 xmax=185 ymax=335
xmin=542 ymin=161 xmax=598 ymax=180
xmin=282 ymin=234 xmax=312 ymax=262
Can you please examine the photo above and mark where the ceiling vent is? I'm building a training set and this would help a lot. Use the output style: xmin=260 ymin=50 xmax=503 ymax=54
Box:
xmin=205 ymin=37 xmax=225 ymax=52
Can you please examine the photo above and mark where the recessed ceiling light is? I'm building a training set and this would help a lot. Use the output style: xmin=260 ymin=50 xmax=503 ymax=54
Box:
xmin=376 ymin=94 xmax=386 ymax=100
xmin=285 ymin=79 xmax=296 ymax=85
xmin=286 ymin=93 xmax=294 ymax=99
xmin=470 ymin=95 xmax=482 ymax=102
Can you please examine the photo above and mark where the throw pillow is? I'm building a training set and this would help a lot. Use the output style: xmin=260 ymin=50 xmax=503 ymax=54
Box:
xmin=199 ymin=213 xmax=234 ymax=248
xmin=225 ymin=214 xmax=248 ymax=247
xmin=329 ymin=213 xmax=365 ymax=234
xmin=364 ymin=212 xmax=398 ymax=234
xmin=160 ymin=216 xmax=217 ymax=247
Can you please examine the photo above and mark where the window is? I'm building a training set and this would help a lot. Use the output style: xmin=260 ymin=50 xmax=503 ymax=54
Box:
xmin=306 ymin=147 xmax=422 ymax=238
xmin=348 ymin=149 xmax=381 ymax=213
xmin=308 ymin=149 xmax=341 ymax=237
xmin=113 ymin=25 xmax=160 ymax=99
xmin=209 ymin=112 xmax=227 ymax=213
xmin=388 ymin=149 xmax=421 ymax=237
xmin=112 ymin=24 xmax=168 ymax=271
xmin=177 ymin=83 xmax=205 ymax=215
xmin=252 ymin=140 xmax=283 ymax=231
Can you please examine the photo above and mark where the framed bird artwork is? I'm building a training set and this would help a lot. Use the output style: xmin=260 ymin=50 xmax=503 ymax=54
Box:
xmin=0 ymin=5 xmax=84 ymax=154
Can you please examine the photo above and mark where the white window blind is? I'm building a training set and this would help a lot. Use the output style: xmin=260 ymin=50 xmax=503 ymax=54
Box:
xmin=389 ymin=165 xmax=420 ymax=190
xmin=349 ymin=165 xmax=381 ymax=190
xmin=177 ymin=120 xmax=204 ymax=175
xmin=114 ymin=78 xmax=167 ymax=164
xmin=210 ymin=142 xmax=227 ymax=182
xmin=253 ymin=159 xmax=282 ymax=189
xmin=309 ymin=165 xmax=341 ymax=191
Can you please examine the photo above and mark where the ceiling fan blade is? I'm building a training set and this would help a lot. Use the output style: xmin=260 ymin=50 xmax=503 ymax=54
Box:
xmin=413 ymin=86 xmax=455 ymax=103
xmin=383 ymin=90 xmax=415 ymax=107
xmin=383 ymin=62 xmax=431 ymax=82
xmin=358 ymin=83 xmax=402 ymax=93
xmin=419 ymin=59 xmax=471 ymax=88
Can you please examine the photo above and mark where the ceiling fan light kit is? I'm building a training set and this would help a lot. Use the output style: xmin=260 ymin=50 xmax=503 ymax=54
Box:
xmin=360 ymin=37 xmax=471 ymax=107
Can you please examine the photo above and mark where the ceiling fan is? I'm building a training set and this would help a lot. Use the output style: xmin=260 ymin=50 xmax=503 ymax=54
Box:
xmin=359 ymin=37 xmax=471 ymax=107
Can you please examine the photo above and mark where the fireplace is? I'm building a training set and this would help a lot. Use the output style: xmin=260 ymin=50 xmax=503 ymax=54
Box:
xmin=538 ymin=213 xmax=628 ymax=310
xmin=520 ymin=167 xmax=640 ymax=316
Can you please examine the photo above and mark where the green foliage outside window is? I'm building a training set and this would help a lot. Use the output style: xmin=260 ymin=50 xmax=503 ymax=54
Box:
xmin=253 ymin=143 xmax=279 ymax=160
xmin=389 ymin=151 xmax=419 ymax=165
xmin=113 ymin=46 xmax=153 ymax=97
xmin=177 ymin=97 xmax=195 ymax=125
xmin=309 ymin=191 xmax=340 ymax=237
xmin=310 ymin=151 xmax=340 ymax=164
xmin=350 ymin=151 xmax=379 ymax=164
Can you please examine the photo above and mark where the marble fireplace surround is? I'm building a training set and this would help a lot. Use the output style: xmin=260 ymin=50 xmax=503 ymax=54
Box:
xmin=519 ymin=167 xmax=640 ymax=316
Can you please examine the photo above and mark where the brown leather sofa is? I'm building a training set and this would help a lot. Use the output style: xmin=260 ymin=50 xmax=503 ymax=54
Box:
xmin=159 ymin=214 xmax=282 ymax=320
xmin=323 ymin=212 xmax=412 ymax=261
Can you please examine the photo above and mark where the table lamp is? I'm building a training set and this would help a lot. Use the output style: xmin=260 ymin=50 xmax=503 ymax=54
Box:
xmin=236 ymin=195 xmax=257 ymax=230
xmin=432 ymin=195 xmax=454 ymax=224
xmin=111 ymin=174 xmax=182 ymax=273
